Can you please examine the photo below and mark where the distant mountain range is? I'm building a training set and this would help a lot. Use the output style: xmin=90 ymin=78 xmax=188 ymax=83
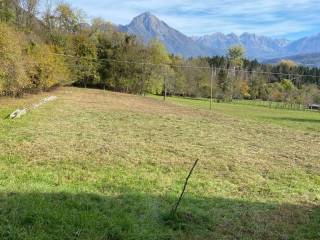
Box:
xmin=192 ymin=33 xmax=290 ymax=59
xmin=119 ymin=12 xmax=320 ymax=65
xmin=264 ymin=53 xmax=320 ymax=67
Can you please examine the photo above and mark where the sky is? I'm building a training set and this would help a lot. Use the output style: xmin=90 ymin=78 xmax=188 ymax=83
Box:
xmin=49 ymin=0 xmax=320 ymax=40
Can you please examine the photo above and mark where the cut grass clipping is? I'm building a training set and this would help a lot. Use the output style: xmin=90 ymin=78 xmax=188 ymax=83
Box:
xmin=0 ymin=87 xmax=319 ymax=239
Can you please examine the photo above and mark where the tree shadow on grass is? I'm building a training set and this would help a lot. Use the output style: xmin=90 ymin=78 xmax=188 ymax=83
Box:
xmin=0 ymin=190 xmax=319 ymax=240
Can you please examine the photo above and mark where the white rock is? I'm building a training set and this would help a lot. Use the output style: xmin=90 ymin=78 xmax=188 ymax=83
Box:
xmin=32 ymin=96 xmax=57 ymax=109
xmin=45 ymin=96 xmax=57 ymax=102
xmin=10 ymin=108 xmax=27 ymax=119
xmin=9 ymin=96 xmax=57 ymax=119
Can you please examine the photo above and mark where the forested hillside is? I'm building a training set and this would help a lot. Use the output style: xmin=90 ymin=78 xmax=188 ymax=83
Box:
xmin=0 ymin=0 xmax=319 ymax=106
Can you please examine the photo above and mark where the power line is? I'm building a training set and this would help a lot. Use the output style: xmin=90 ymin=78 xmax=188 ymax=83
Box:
xmin=2 ymin=50 xmax=318 ymax=79
xmin=50 ymin=52 xmax=320 ymax=79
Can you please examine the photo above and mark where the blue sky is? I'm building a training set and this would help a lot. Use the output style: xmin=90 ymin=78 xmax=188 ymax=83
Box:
xmin=51 ymin=0 xmax=320 ymax=40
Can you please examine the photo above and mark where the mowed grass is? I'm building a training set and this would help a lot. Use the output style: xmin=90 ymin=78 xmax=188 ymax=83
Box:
xmin=149 ymin=96 xmax=320 ymax=132
xmin=0 ymin=87 xmax=319 ymax=239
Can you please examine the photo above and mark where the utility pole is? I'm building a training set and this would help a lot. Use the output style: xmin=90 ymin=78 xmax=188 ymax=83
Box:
xmin=210 ymin=67 xmax=214 ymax=110
xmin=163 ymin=74 xmax=167 ymax=101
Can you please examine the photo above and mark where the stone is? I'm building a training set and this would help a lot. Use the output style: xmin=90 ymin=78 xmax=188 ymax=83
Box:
xmin=9 ymin=96 xmax=57 ymax=119
xmin=10 ymin=108 xmax=27 ymax=119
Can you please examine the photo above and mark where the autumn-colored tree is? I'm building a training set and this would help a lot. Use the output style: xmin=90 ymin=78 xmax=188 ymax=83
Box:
xmin=54 ymin=3 xmax=84 ymax=33
xmin=0 ymin=22 xmax=28 ymax=96
xmin=26 ymin=42 xmax=71 ymax=91
xmin=72 ymin=33 xmax=99 ymax=88
xmin=216 ymin=69 xmax=232 ymax=101
xmin=240 ymin=80 xmax=250 ymax=99
xmin=249 ymin=74 xmax=268 ymax=100
xmin=147 ymin=40 xmax=171 ymax=94
xmin=20 ymin=0 xmax=39 ymax=29
xmin=279 ymin=60 xmax=297 ymax=68
xmin=228 ymin=45 xmax=245 ymax=68
xmin=281 ymin=79 xmax=296 ymax=104
xmin=0 ymin=0 xmax=16 ymax=23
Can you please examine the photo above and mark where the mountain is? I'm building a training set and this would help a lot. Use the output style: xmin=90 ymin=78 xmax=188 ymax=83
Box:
xmin=264 ymin=53 xmax=320 ymax=67
xmin=120 ymin=12 xmax=320 ymax=66
xmin=193 ymin=33 xmax=290 ymax=59
xmin=119 ymin=12 xmax=211 ymax=57
xmin=286 ymin=33 xmax=320 ymax=56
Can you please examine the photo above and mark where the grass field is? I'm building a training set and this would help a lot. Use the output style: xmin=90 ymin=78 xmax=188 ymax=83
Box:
xmin=0 ymin=87 xmax=319 ymax=239
xmin=150 ymin=96 xmax=320 ymax=132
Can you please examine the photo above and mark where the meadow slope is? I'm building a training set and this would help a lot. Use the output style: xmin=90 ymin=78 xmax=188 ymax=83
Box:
xmin=0 ymin=87 xmax=319 ymax=239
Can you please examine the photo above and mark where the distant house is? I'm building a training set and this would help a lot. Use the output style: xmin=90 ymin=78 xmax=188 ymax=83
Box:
xmin=308 ymin=104 xmax=320 ymax=110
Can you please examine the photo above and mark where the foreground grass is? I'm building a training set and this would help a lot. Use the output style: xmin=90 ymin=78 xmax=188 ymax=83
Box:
xmin=0 ymin=87 xmax=319 ymax=239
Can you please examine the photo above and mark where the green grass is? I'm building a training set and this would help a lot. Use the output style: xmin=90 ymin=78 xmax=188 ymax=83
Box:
xmin=0 ymin=87 xmax=319 ymax=239
xmin=150 ymin=95 xmax=320 ymax=132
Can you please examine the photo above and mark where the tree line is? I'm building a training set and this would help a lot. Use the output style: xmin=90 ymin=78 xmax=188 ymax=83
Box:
xmin=0 ymin=0 xmax=319 ymax=106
